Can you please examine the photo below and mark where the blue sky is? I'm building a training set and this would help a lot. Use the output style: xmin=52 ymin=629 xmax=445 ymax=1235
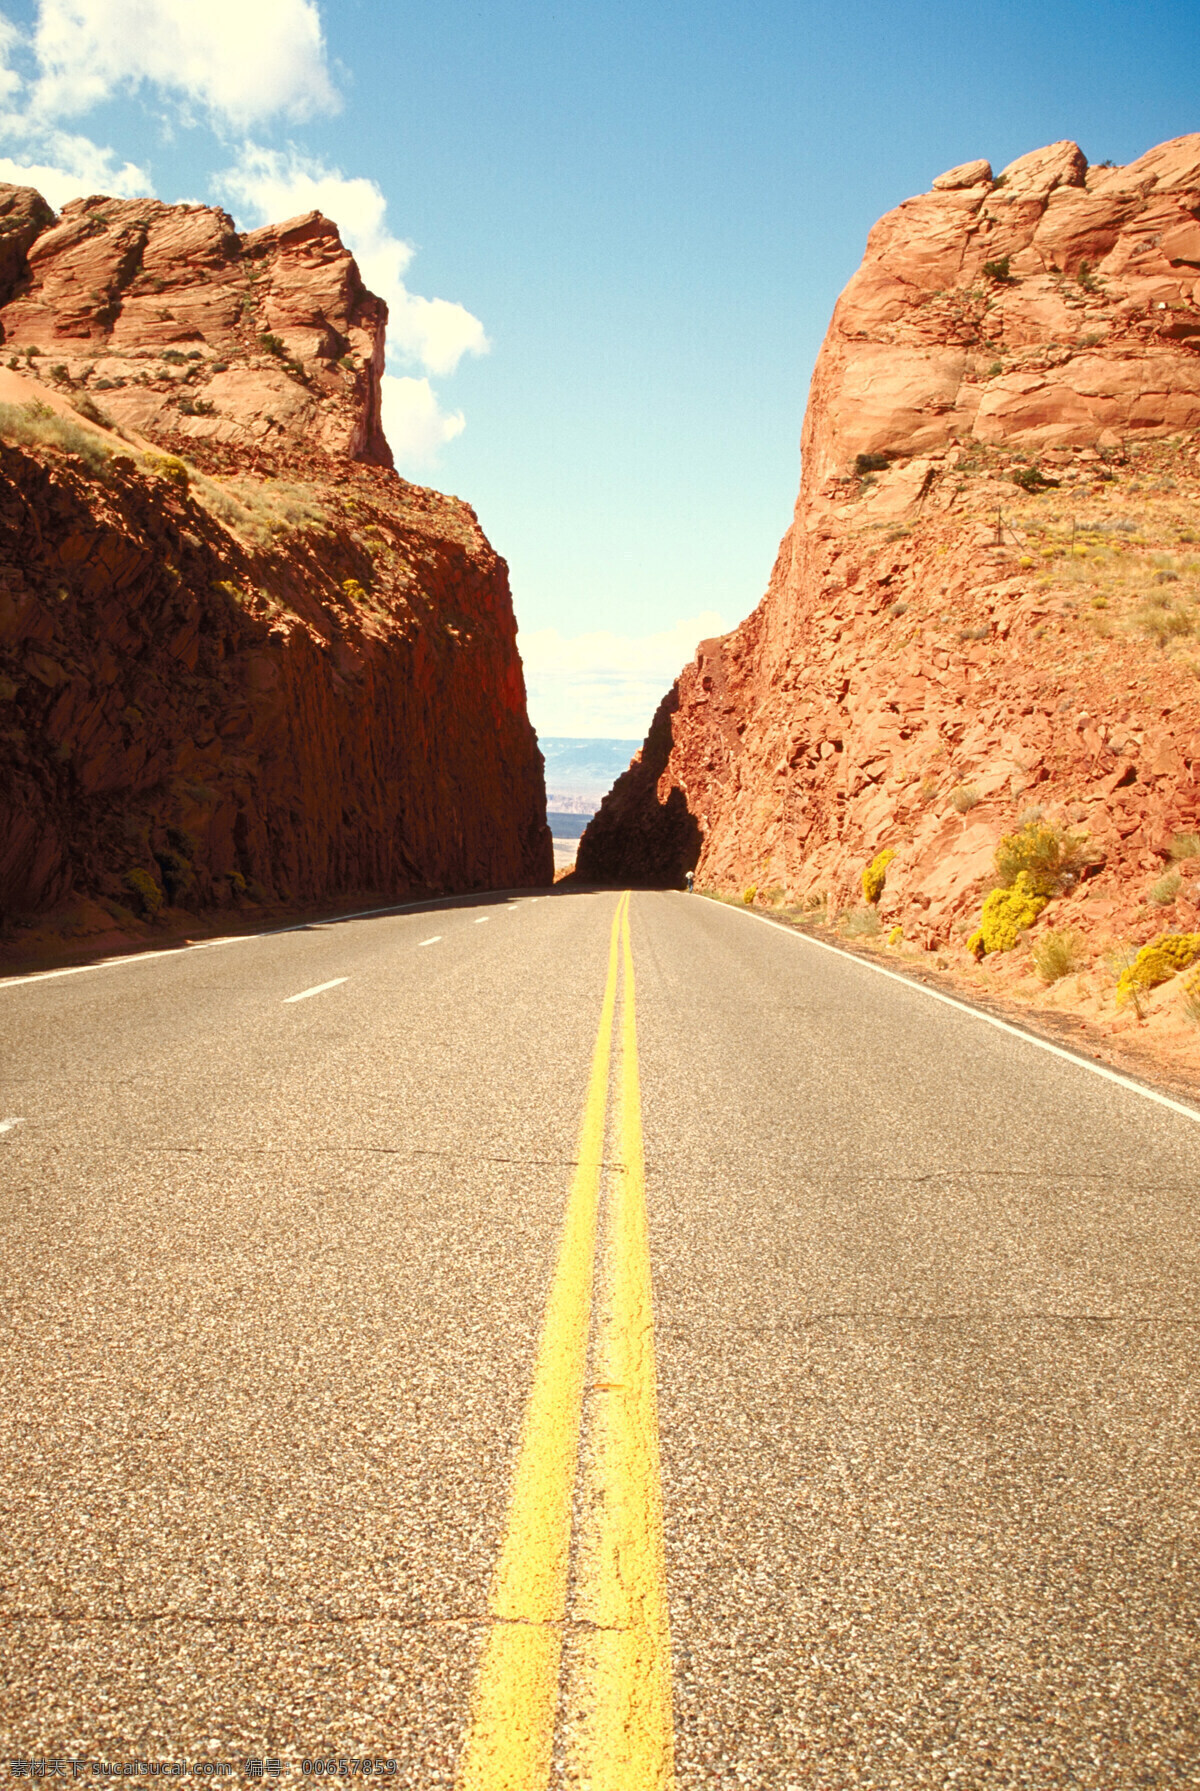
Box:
xmin=0 ymin=1 xmax=1196 ymax=736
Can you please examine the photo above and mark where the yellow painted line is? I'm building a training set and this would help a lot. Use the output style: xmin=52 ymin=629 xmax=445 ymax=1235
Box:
xmin=456 ymin=893 xmax=629 ymax=1791
xmin=572 ymin=897 xmax=675 ymax=1788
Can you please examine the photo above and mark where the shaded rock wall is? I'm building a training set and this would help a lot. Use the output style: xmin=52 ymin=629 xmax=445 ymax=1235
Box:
xmin=0 ymin=446 xmax=550 ymax=912
xmin=577 ymin=135 xmax=1200 ymax=951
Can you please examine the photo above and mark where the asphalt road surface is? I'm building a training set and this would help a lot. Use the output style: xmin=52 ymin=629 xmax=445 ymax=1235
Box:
xmin=1 ymin=888 xmax=1198 ymax=1788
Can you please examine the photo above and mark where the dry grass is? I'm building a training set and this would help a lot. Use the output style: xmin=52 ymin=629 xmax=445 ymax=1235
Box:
xmin=840 ymin=906 xmax=882 ymax=939
xmin=193 ymin=473 xmax=326 ymax=544
xmin=0 ymin=400 xmax=112 ymax=470
xmin=1032 ymin=928 xmax=1086 ymax=983
xmin=1023 ymin=507 xmax=1200 ymax=653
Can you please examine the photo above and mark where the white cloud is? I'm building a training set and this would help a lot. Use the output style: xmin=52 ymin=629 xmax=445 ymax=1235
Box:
xmin=381 ymin=375 xmax=465 ymax=465
xmin=0 ymin=128 xmax=149 ymax=207
xmin=27 ymin=0 xmax=338 ymax=130
xmin=218 ymin=145 xmax=488 ymax=377
xmin=0 ymin=15 xmax=23 ymax=110
xmin=519 ymin=612 xmax=728 ymax=739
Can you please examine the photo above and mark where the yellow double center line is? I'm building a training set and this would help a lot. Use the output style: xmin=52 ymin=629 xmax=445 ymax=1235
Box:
xmin=456 ymin=892 xmax=674 ymax=1790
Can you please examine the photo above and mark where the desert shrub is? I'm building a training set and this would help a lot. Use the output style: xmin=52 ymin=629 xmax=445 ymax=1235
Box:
xmin=887 ymin=599 xmax=908 ymax=618
xmin=1032 ymin=928 xmax=1086 ymax=983
xmin=1133 ymin=599 xmax=1192 ymax=646
xmin=1180 ymin=963 xmax=1200 ymax=1027
xmin=982 ymin=255 xmax=1012 ymax=283
xmin=161 ymin=349 xmax=188 ymax=364
xmin=994 ymin=818 xmax=1088 ymax=897
xmin=1012 ymin=465 xmax=1057 ymax=493
xmin=887 ymin=924 xmax=903 ymax=945
xmin=742 ymin=884 xmax=757 ymax=905
xmin=968 ymin=872 xmax=1047 ymax=957
xmin=154 ymin=848 xmax=193 ymax=904
xmin=761 ymin=885 xmax=784 ymax=906
xmin=70 ymin=393 xmax=113 ymax=428
xmin=1150 ymin=869 xmax=1182 ymax=906
xmin=854 ymin=452 xmax=890 ymax=475
xmin=0 ymin=400 xmax=112 ymax=470
xmin=259 ymin=332 xmax=286 ymax=357
xmin=950 ymin=784 xmax=981 ymax=813
xmin=228 ymin=871 xmax=247 ymax=900
xmin=342 ymin=577 xmax=369 ymax=604
xmin=123 ymin=867 xmax=163 ymax=917
xmin=861 ymin=847 xmax=895 ymax=905
xmin=1170 ymin=831 xmax=1200 ymax=862
xmin=143 ymin=451 xmax=189 ymax=491
xmin=841 ymin=906 xmax=882 ymax=938
xmin=1116 ymin=933 xmax=1200 ymax=1006
xmin=1077 ymin=259 xmax=1101 ymax=293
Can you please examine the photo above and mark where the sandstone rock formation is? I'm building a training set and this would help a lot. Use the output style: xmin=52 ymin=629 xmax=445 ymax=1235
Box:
xmin=578 ymin=136 xmax=1200 ymax=1024
xmin=0 ymin=189 xmax=551 ymax=925
xmin=0 ymin=193 xmax=390 ymax=464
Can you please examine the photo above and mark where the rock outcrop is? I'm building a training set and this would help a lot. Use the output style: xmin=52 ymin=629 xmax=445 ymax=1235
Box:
xmin=0 ymin=193 xmax=391 ymax=464
xmin=579 ymin=136 xmax=1200 ymax=1012
xmin=0 ymin=188 xmax=551 ymax=925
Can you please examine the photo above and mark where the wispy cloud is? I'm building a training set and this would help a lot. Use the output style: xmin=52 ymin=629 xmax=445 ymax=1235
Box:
xmin=519 ymin=612 xmax=727 ymax=739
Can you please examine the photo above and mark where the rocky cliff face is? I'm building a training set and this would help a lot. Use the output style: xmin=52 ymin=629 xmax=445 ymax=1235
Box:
xmin=0 ymin=188 xmax=551 ymax=926
xmin=0 ymin=188 xmax=390 ymax=464
xmin=579 ymin=137 xmax=1200 ymax=975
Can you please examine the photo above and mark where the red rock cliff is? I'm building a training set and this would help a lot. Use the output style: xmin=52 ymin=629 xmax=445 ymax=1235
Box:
xmin=579 ymin=135 xmax=1200 ymax=958
xmin=0 ymin=188 xmax=551 ymax=921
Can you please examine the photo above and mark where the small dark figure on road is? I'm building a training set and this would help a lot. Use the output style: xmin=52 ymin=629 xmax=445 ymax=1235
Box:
xmin=685 ymin=871 xmax=694 ymax=892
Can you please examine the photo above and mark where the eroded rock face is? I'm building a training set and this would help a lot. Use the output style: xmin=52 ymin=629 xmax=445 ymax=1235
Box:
xmin=804 ymin=134 xmax=1200 ymax=497
xmin=577 ymin=136 xmax=1200 ymax=962
xmin=0 ymin=189 xmax=552 ymax=918
xmin=0 ymin=193 xmax=390 ymax=464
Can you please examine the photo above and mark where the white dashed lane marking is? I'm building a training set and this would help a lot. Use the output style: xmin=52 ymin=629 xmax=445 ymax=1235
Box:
xmin=475 ymin=917 xmax=490 ymax=924
xmin=0 ymin=1118 xmax=26 ymax=1136
xmin=418 ymin=937 xmax=443 ymax=948
xmin=283 ymin=978 xmax=349 ymax=1005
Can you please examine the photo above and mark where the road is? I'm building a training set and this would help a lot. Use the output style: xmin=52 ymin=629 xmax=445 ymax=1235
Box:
xmin=1 ymin=888 xmax=1198 ymax=1787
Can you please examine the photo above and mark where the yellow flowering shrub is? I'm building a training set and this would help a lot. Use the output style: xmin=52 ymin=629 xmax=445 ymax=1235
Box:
xmin=968 ymin=871 xmax=1047 ymax=958
xmin=1116 ymin=933 xmax=1200 ymax=1006
xmin=861 ymin=848 xmax=895 ymax=905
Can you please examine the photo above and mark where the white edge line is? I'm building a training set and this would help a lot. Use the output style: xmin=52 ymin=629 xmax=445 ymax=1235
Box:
xmin=705 ymin=896 xmax=1200 ymax=1128
xmin=0 ymin=1117 xmax=26 ymax=1135
xmin=418 ymin=936 xmax=443 ymax=947
xmin=282 ymin=977 xmax=349 ymax=1004
xmin=0 ymin=891 xmax=536 ymax=994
